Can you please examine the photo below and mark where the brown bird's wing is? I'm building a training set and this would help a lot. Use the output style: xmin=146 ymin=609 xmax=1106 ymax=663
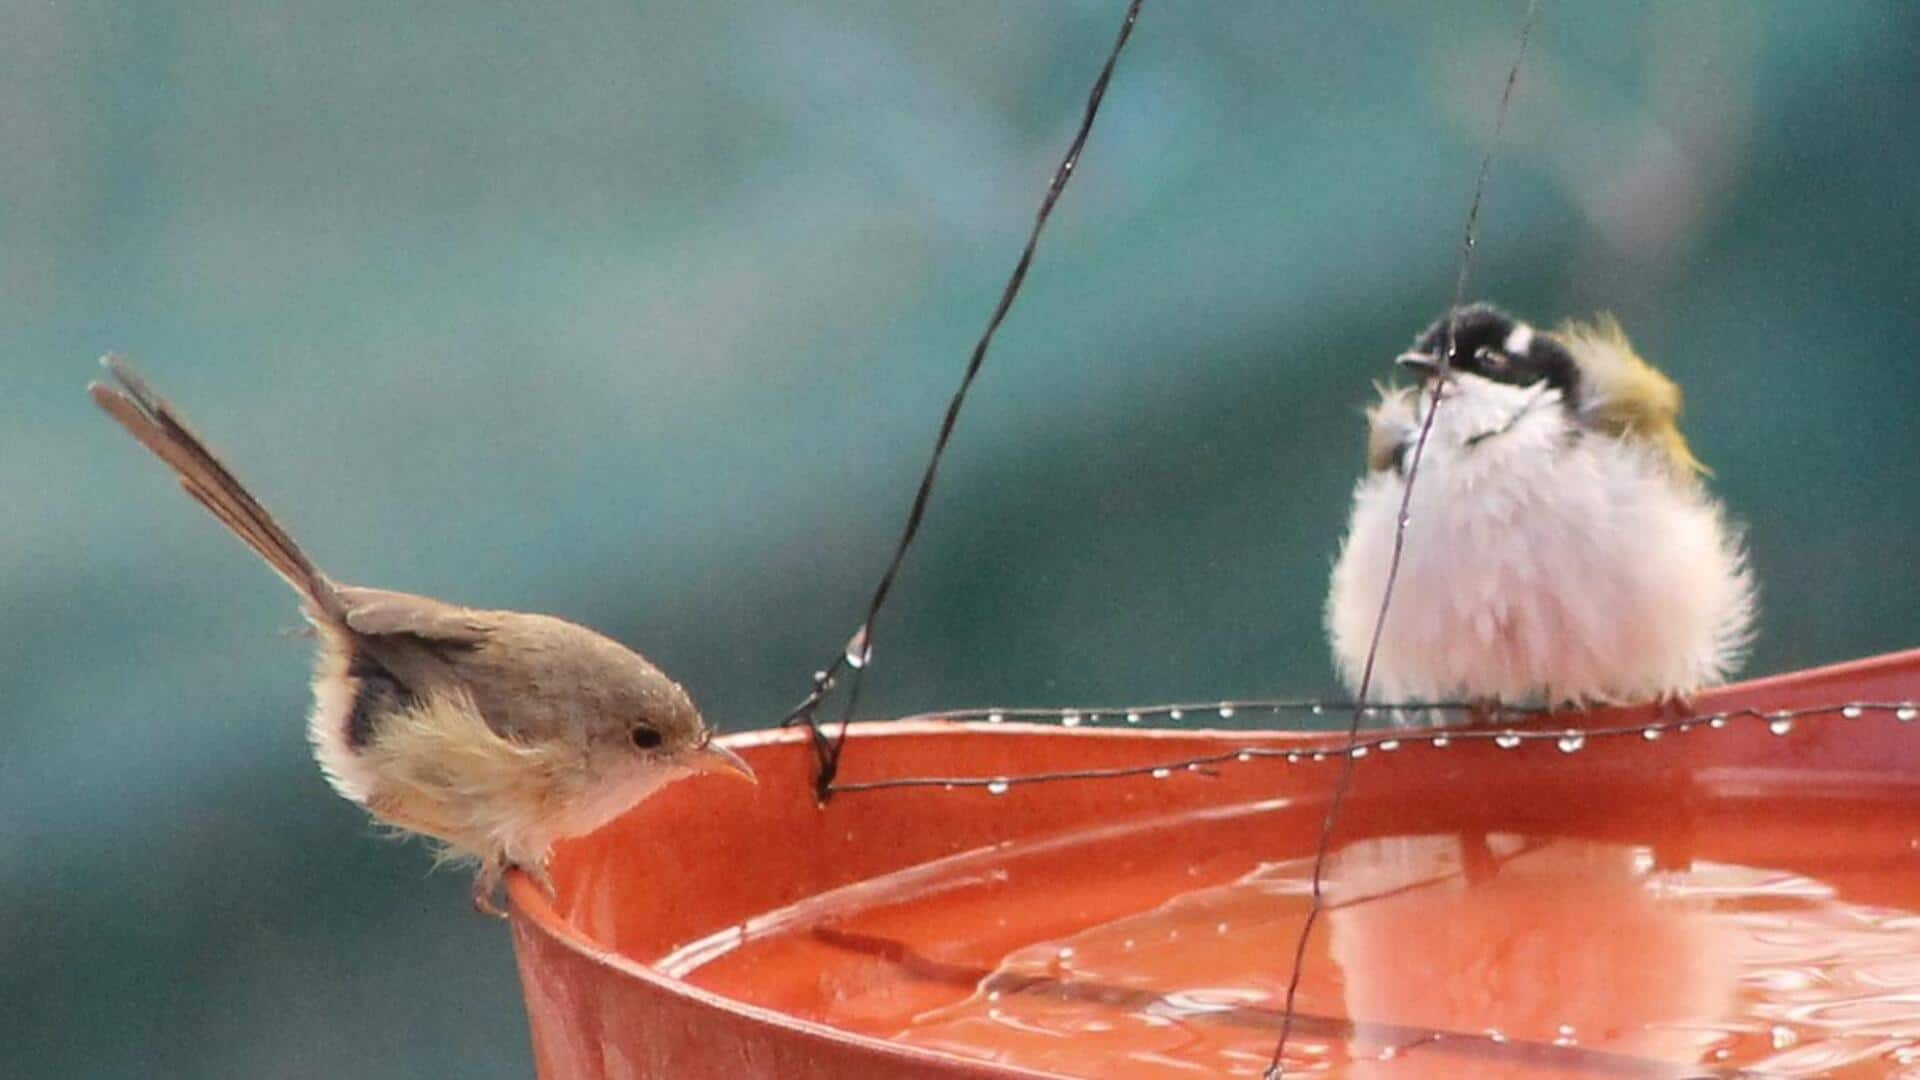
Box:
xmin=89 ymin=356 xmax=347 ymax=619
xmin=330 ymin=587 xmax=502 ymax=748
xmin=336 ymin=589 xmax=565 ymax=749
xmin=337 ymin=586 xmax=492 ymax=646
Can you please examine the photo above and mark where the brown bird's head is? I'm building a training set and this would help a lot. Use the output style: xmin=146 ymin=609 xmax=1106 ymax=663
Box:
xmin=612 ymin=664 xmax=748 ymax=779
xmin=573 ymin=633 xmax=753 ymax=784
xmin=459 ymin=610 xmax=755 ymax=792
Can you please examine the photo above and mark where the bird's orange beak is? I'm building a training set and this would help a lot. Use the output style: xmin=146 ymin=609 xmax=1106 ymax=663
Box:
xmin=691 ymin=741 xmax=758 ymax=785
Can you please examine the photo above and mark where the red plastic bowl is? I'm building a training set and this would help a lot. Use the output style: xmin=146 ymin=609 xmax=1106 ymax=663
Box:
xmin=508 ymin=649 xmax=1920 ymax=1078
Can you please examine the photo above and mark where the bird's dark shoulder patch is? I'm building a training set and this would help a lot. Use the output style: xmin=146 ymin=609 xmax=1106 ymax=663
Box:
xmin=345 ymin=651 xmax=416 ymax=749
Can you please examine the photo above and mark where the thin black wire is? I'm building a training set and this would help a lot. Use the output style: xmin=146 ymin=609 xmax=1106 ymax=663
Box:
xmin=918 ymin=699 xmax=1532 ymax=723
xmin=783 ymin=0 xmax=1147 ymax=802
xmin=1265 ymin=3 xmax=1540 ymax=1075
xmin=824 ymin=702 xmax=1915 ymax=794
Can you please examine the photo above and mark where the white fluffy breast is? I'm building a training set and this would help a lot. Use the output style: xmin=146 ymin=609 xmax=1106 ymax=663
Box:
xmin=307 ymin=623 xmax=378 ymax=806
xmin=1326 ymin=376 xmax=1755 ymax=712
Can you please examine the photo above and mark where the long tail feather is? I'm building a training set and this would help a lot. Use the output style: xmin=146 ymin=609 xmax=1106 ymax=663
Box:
xmin=90 ymin=355 xmax=344 ymax=619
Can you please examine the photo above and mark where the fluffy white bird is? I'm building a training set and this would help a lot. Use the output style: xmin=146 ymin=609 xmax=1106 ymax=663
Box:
xmin=1326 ymin=304 xmax=1756 ymax=713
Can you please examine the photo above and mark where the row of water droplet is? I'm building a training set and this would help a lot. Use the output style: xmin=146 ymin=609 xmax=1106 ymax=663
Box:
xmin=960 ymin=702 xmax=1464 ymax=727
xmin=937 ymin=702 xmax=1918 ymax=796
xmin=948 ymin=701 xmax=1916 ymax=730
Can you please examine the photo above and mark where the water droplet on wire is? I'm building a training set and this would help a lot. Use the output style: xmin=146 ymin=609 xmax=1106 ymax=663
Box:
xmin=1842 ymin=705 xmax=1864 ymax=719
xmin=1769 ymin=715 xmax=1794 ymax=736
xmin=1494 ymin=732 xmax=1522 ymax=749
xmin=1556 ymin=731 xmax=1586 ymax=754
xmin=843 ymin=624 xmax=872 ymax=669
xmin=985 ymin=779 xmax=1010 ymax=796
xmin=1899 ymin=706 xmax=1917 ymax=723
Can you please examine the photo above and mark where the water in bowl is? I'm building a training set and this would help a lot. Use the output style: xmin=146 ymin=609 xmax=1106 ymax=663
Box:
xmin=665 ymin=787 xmax=1920 ymax=1078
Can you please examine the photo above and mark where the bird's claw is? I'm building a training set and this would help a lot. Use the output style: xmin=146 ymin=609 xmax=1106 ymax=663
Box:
xmin=525 ymin=862 xmax=556 ymax=899
xmin=1654 ymin=691 xmax=1697 ymax=719
xmin=470 ymin=860 xmax=556 ymax=917
xmin=471 ymin=881 xmax=507 ymax=919
xmin=471 ymin=862 xmax=507 ymax=919
xmin=1465 ymin=698 xmax=1508 ymax=728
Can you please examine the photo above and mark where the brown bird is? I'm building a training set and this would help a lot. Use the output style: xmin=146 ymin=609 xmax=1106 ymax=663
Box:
xmin=90 ymin=356 xmax=755 ymax=913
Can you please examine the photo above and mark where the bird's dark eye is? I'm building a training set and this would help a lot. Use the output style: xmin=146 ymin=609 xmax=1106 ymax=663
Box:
xmin=630 ymin=725 xmax=663 ymax=750
xmin=1475 ymin=346 xmax=1509 ymax=369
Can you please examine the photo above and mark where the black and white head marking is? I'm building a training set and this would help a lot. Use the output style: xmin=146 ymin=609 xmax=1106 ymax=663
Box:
xmin=1396 ymin=303 xmax=1581 ymax=409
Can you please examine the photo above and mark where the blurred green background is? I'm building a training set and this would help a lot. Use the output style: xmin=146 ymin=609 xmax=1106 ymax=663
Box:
xmin=5 ymin=1 xmax=1916 ymax=1075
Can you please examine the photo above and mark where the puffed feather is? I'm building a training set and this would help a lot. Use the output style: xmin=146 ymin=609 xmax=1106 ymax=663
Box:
xmin=1364 ymin=383 xmax=1420 ymax=473
xmin=1329 ymin=372 xmax=1755 ymax=712
xmin=1554 ymin=314 xmax=1707 ymax=478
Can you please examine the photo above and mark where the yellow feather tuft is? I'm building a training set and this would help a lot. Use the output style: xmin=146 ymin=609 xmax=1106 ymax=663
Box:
xmin=1552 ymin=314 xmax=1708 ymax=478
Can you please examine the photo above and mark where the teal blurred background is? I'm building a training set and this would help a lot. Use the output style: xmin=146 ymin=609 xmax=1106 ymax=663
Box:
xmin=5 ymin=2 xmax=1916 ymax=1075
